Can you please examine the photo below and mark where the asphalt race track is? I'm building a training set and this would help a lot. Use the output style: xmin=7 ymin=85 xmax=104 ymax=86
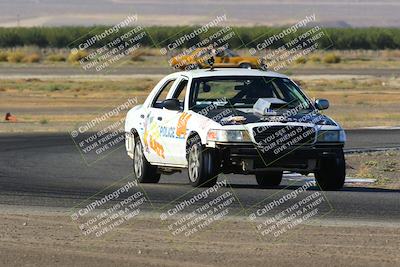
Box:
xmin=0 ymin=129 xmax=399 ymax=223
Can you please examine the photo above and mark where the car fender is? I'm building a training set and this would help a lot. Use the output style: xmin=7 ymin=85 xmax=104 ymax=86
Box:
xmin=124 ymin=104 xmax=146 ymax=158
xmin=184 ymin=111 xmax=222 ymax=145
xmin=124 ymin=104 xmax=143 ymax=133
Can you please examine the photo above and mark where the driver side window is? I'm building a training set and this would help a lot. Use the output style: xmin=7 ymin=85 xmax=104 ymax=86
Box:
xmin=152 ymin=79 xmax=175 ymax=108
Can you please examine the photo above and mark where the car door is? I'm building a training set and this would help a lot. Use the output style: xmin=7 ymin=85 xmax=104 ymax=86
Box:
xmin=143 ymin=78 xmax=179 ymax=164
xmin=156 ymin=76 xmax=190 ymax=166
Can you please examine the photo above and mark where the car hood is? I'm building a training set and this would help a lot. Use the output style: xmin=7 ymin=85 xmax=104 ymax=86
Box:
xmin=199 ymin=108 xmax=337 ymax=126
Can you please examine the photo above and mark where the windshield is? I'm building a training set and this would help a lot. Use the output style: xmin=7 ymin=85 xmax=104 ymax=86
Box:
xmin=189 ymin=76 xmax=312 ymax=112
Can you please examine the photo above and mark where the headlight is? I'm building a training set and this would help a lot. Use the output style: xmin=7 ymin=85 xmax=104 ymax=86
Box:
xmin=207 ymin=129 xmax=252 ymax=142
xmin=317 ymin=130 xmax=346 ymax=142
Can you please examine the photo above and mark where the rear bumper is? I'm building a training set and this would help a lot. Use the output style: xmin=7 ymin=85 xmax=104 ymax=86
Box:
xmin=215 ymin=143 xmax=344 ymax=174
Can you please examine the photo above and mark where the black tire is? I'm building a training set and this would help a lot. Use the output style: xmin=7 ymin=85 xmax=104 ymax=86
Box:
xmin=239 ymin=63 xmax=252 ymax=69
xmin=314 ymin=150 xmax=346 ymax=191
xmin=255 ymin=171 xmax=283 ymax=188
xmin=187 ymin=137 xmax=219 ymax=187
xmin=133 ymin=137 xmax=160 ymax=183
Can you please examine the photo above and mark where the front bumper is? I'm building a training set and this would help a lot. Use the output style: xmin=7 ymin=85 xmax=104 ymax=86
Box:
xmin=215 ymin=142 xmax=344 ymax=174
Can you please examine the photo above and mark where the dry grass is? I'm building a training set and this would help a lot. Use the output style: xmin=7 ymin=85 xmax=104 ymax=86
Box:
xmin=0 ymin=76 xmax=400 ymax=132
xmin=301 ymin=76 xmax=400 ymax=128
xmin=292 ymin=49 xmax=400 ymax=69
xmin=46 ymin=54 xmax=66 ymax=62
xmin=6 ymin=51 xmax=25 ymax=63
xmin=322 ymin=53 xmax=341 ymax=64
xmin=67 ymin=50 xmax=88 ymax=63
xmin=0 ymin=78 xmax=150 ymax=132
xmin=0 ymin=51 xmax=7 ymax=61
xmin=346 ymin=151 xmax=400 ymax=188
xmin=0 ymin=48 xmax=399 ymax=69
xmin=22 ymin=53 xmax=41 ymax=63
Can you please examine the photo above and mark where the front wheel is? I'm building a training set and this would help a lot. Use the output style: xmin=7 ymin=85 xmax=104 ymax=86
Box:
xmin=314 ymin=150 xmax=346 ymax=191
xmin=255 ymin=171 xmax=283 ymax=188
xmin=187 ymin=139 xmax=219 ymax=187
xmin=133 ymin=137 xmax=160 ymax=183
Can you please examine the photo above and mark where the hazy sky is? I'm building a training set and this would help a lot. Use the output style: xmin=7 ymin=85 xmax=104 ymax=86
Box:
xmin=0 ymin=0 xmax=399 ymax=27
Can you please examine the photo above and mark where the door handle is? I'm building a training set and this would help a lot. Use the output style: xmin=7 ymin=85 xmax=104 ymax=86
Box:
xmin=157 ymin=117 xmax=162 ymax=121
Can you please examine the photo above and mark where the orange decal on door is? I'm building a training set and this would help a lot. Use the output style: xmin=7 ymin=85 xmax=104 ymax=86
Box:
xmin=150 ymin=135 xmax=165 ymax=158
xmin=176 ymin=113 xmax=191 ymax=137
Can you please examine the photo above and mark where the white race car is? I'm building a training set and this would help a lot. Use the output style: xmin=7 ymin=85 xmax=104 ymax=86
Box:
xmin=125 ymin=68 xmax=346 ymax=190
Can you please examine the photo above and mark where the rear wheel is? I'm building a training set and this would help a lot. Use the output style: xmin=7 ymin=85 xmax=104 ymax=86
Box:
xmin=187 ymin=138 xmax=219 ymax=187
xmin=255 ymin=171 xmax=283 ymax=188
xmin=133 ymin=137 xmax=160 ymax=183
xmin=314 ymin=150 xmax=345 ymax=191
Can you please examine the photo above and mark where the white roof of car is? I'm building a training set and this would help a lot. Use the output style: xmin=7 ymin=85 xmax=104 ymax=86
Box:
xmin=176 ymin=68 xmax=289 ymax=79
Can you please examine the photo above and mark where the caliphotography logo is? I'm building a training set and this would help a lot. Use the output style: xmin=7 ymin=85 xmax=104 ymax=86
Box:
xmin=70 ymin=97 xmax=139 ymax=165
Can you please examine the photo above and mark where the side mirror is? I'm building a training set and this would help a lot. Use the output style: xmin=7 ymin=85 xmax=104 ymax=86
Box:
xmin=315 ymin=98 xmax=329 ymax=110
xmin=162 ymin=98 xmax=181 ymax=111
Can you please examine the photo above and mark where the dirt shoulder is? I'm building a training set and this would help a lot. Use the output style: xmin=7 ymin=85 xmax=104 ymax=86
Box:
xmin=346 ymin=151 xmax=400 ymax=189
xmin=0 ymin=208 xmax=399 ymax=267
